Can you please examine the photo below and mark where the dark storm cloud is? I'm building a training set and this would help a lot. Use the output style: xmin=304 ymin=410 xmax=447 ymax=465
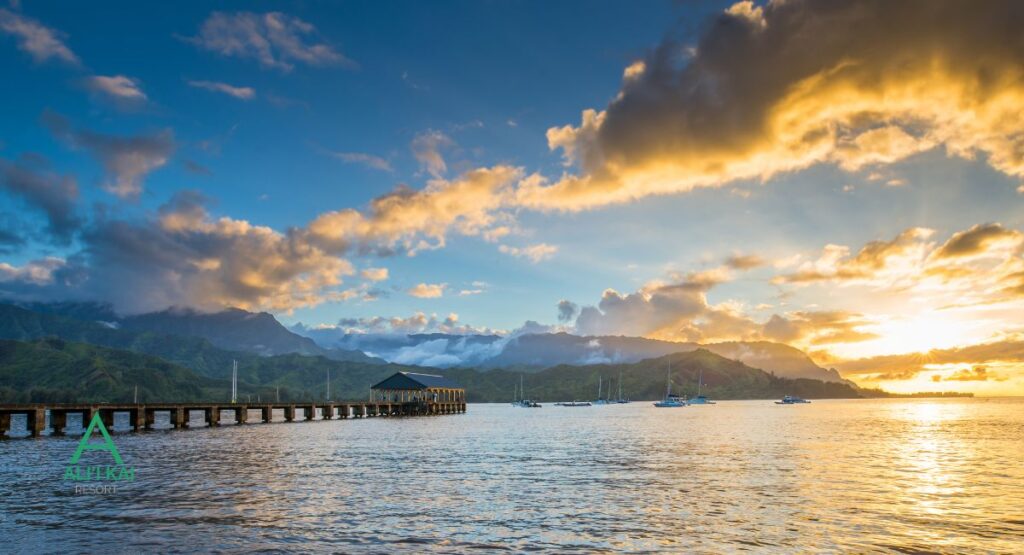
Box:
xmin=0 ymin=155 xmax=81 ymax=244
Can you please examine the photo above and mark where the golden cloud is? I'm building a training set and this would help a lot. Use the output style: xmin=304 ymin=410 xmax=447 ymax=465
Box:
xmin=516 ymin=0 xmax=1024 ymax=211
xmin=408 ymin=282 xmax=446 ymax=298
xmin=307 ymin=165 xmax=522 ymax=254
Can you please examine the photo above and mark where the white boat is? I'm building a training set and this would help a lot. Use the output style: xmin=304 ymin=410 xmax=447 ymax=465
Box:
xmin=775 ymin=395 xmax=811 ymax=404
xmin=687 ymin=368 xmax=716 ymax=405
xmin=511 ymin=375 xmax=541 ymax=407
xmin=654 ymin=368 xmax=686 ymax=408
xmin=556 ymin=401 xmax=592 ymax=407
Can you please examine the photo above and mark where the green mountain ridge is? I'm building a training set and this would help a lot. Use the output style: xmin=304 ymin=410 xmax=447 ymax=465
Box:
xmin=0 ymin=337 xmax=873 ymax=404
xmin=0 ymin=303 xmax=381 ymax=378
xmin=448 ymin=349 xmax=871 ymax=402
xmin=3 ymin=302 xmax=382 ymax=364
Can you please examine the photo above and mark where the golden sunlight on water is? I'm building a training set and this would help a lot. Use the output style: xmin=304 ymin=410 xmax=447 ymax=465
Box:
xmin=0 ymin=399 xmax=1021 ymax=553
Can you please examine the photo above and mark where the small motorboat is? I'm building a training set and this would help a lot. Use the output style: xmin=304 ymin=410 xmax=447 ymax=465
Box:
xmin=775 ymin=395 xmax=811 ymax=404
xmin=513 ymin=399 xmax=542 ymax=408
xmin=556 ymin=401 xmax=592 ymax=407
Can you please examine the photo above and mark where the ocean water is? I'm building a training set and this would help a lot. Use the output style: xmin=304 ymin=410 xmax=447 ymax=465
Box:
xmin=0 ymin=398 xmax=1021 ymax=553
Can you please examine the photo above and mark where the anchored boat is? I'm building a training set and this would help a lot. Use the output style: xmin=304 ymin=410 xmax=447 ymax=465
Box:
xmin=511 ymin=375 xmax=541 ymax=408
xmin=654 ymin=368 xmax=686 ymax=408
xmin=687 ymin=368 xmax=716 ymax=405
xmin=775 ymin=395 xmax=811 ymax=405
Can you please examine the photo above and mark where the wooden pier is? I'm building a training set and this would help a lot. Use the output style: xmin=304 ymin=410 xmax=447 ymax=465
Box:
xmin=0 ymin=400 xmax=467 ymax=438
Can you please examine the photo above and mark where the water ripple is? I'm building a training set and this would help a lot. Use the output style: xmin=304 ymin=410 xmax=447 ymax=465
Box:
xmin=0 ymin=398 xmax=1021 ymax=553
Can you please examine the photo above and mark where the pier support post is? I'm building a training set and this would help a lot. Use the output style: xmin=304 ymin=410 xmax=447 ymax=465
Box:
xmin=99 ymin=409 xmax=115 ymax=431
xmin=130 ymin=407 xmax=146 ymax=432
xmin=144 ymin=408 xmax=156 ymax=430
xmin=27 ymin=408 xmax=46 ymax=437
xmin=352 ymin=404 xmax=363 ymax=418
xmin=338 ymin=405 xmax=348 ymax=418
xmin=235 ymin=407 xmax=248 ymax=425
xmin=261 ymin=405 xmax=272 ymax=423
xmin=284 ymin=405 xmax=295 ymax=422
xmin=50 ymin=410 xmax=67 ymax=435
xmin=303 ymin=405 xmax=315 ymax=421
xmin=322 ymin=405 xmax=334 ymax=420
xmin=205 ymin=407 xmax=220 ymax=427
xmin=171 ymin=407 xmax=187 ymax=429
xmin=0 ymin=412 xmax=9 ymax=438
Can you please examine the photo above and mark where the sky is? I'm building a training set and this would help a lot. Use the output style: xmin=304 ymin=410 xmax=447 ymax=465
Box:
xmin=1 ymin=0 xmax=1023 ymax=395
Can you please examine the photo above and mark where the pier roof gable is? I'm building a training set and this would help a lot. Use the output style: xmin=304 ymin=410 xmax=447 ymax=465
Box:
xmin=371 ymin=371 xmax=463 ymax=391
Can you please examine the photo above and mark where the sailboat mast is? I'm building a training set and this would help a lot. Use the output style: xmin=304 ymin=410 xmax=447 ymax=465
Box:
xmin=520 ymin=374 xmax=524 ymax=401
xmin=666 ymin=361 xmax=672 ymax=397
xmin=598 ymin=376 xmax=602 ymax=401
xmin=697 ymin=368 xmax=702 ymax=397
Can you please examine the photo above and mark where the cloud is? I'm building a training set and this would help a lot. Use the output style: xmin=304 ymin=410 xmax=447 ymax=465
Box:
xmin=836 ymin=338 xmax=1024 ymax=380
xmin=557 ymin=299 xmax=579 ymax=323
xmin=457 ymin=280 xmax=487 ymax=296
xmin=514 ymin=0 xmax=1024 ymax=211
xmin=334 ymin=311 xmax=495 ymax=336
xmin=725 ymin=253 xmax=765 ymax=270
xmin=184 ymin=11 xmax=355 ymax=72
xmin=360 ymin=267 xmax=388 ymax=281
xmin=932 ymin=223 xmax=1024 ymax=260
xmin=411 ymin=131 xmax=454 ymax=178
xmin=83 ymin=75 xmax=147 ymax=108
xmin=0 ymin=163 xmax=523 ymax=313
xmin=0 ymin=256 xmax=67 ymax=286
xmin=572 ymin=269 xmax=757 ymax=341
xmin=0 ymin=8 xmax=78 ymax=64
xmin=306 ymin=165 xmax=522 ymax=255
xmin=932 ymin=366 xmax=1005 ymax=382
xmin=769 ymin=223 xmax=1024 ymax=329
xmin=567 ymin=264 xmax=890 ymax=348
xmin=0 ymin=218 xmax=25 ymax=253
xmin=775 ymin=227 xmax=936 ymax=284
xmin=0 ymin=155 xmax=80 ymax=243
xmin=762 ymin=311 xmax=878 ymax=346
xmin=408 ymin=282 xmax=445 ymax=298
xmin=43 ymin=111 xmax=174 ymax=199
xmin=498 ymin=243 xmax=558 ymax=263
xmin=72 ymin=191 xmax=355 ymax=313
xmin=187 ymin=80 xmax=255 ymax=100
xmin=329 ymin=151 xmax=392 ymax=172
xmin=182 ymin=160 xmax=212 ymax=176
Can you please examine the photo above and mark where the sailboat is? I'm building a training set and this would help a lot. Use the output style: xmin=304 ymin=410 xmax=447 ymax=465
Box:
xmin=687 ymin=367 xmax=716 ymax=405
xmin=511 ymin=375 xmax=541 ymax=408
xmin=653 ymin=366 xmax=686 ymax=408
xmin=615 ymin=370 xmax=630 ymax=403
xmin=593 ymin=375 xmax=611 ymax=405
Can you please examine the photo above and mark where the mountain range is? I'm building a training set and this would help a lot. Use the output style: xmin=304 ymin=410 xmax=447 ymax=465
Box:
xmin=0 ymin=301 xmax=870 ymax=404
xmin=0 ymin=336 xmax=870 ymax=404
xmin=293 ymin=327 xmax=846 ymax=383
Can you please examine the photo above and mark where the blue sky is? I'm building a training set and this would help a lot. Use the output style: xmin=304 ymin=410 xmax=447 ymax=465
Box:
xmin=2 ymin=1 xmax=1024 ymax=394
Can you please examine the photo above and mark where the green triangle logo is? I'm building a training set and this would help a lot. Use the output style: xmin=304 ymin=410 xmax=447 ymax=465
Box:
xmin=69 ymin=413 xmax=124 ymax=465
